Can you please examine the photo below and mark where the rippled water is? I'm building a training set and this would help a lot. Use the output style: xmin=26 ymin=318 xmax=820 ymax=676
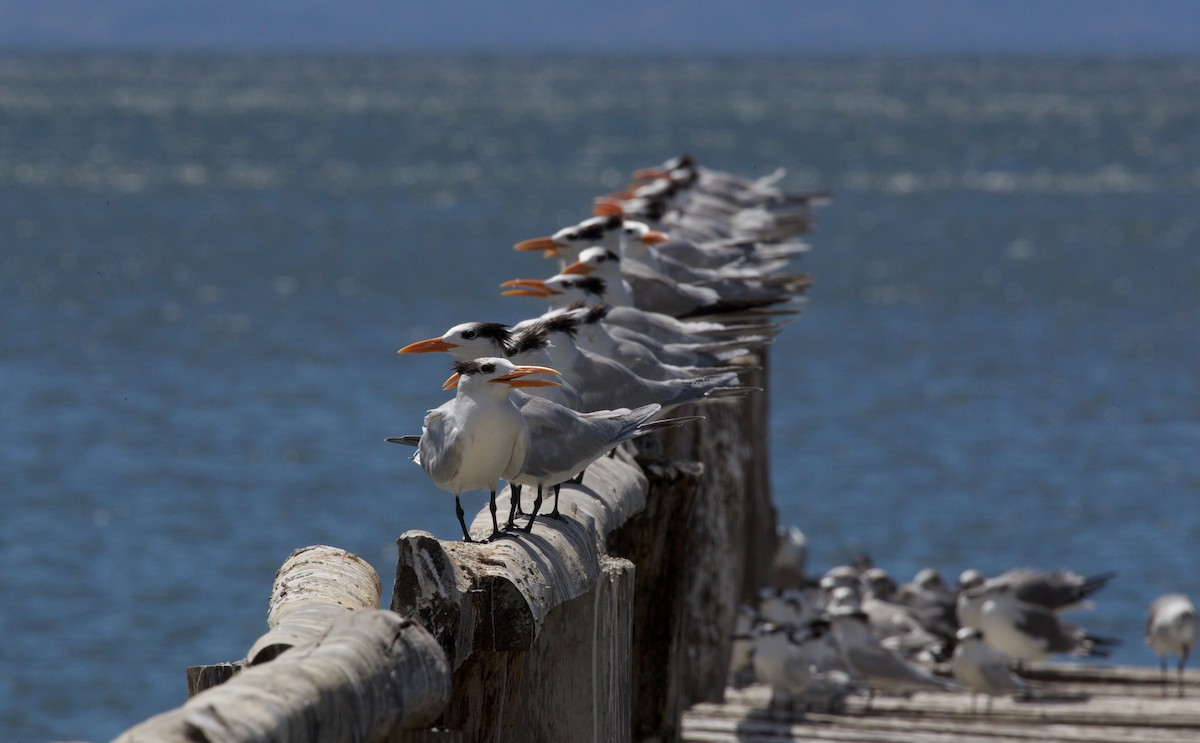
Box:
xmin=2 ymin=53 xmax=1198 ymax=741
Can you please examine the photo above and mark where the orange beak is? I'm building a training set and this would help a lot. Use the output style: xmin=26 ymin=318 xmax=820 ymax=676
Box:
xmin=493 ymin=365 xmax=562 ymax=388
xmin=398 ymin=337 xmax=459 ymax=354
xmin=631 ymin=167 xmax=667 ymax=181
xmin=561 ymin=260 xmax=592 ymax=276
xmin=500 ymin=279 xmax=560 ymax=298
xmin=441 ymin=365 xmax=562 ymax=390
xmin=593 ymin=198 xmax=625 ymax=217
xmin=514 ymin=236 xmax=564 ymax=258
xmin=639 ymin=230 xmax=670 ymax=245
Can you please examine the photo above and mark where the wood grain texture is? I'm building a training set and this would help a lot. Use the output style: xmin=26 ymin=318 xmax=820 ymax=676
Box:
xmin=116 ymin=610 xmax=450 ymax=743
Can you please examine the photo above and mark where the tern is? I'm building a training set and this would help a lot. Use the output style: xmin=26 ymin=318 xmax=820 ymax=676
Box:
xmin=561 ymin=246 xmax=805 ymax=319
xmin=951 ymin=627 xmax=1031 ymax=712
xmin=556 ymin=304 xmax=742 ymax=379
xmin=502 ymin=274 xmax=780 ymax=349
xmin=1145 ymin=593 xmax=1197 ymax=697
xmin=511 ymin=313 xmax=752 ymax=413
xmin=398 ymin=321 xmax=583 ymax=410
xmin=399 ymin=358 xmax=561 ymax=543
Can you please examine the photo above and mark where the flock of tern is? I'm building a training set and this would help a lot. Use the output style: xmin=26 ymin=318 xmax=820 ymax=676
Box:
xmin=390 ymin=155 xmax=818 ymax=541
xmin=738 ymin=526 xmax=1197 ymax=712
xmin=386 ymin=154 xmax=1196 ymax=711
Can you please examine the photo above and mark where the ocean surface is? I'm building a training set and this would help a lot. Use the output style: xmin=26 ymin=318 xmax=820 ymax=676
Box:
xmin=2 ymin=53 xmax=1197 ymax=741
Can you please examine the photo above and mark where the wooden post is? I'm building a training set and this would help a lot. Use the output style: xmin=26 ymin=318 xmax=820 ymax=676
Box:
xmin=247 ymin=544 xmax=382 ymax=665
xmin=115 ymin=610 xmax=451 ymax=743
xmin=609 ymin=352 xmax=776 ymax=742
xmin=392 ymin=451 xmax=646 ymax=742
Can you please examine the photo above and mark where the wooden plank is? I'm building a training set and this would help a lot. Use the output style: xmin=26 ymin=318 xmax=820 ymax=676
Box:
xmin=683 ymin=677 xmax=1200 ymax=743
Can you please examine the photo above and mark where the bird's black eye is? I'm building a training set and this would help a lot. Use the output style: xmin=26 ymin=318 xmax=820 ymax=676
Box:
xmin=462 ymin=330 xmax=477 ymax=339
xmin=481 ymin=363 xmax=494 ymax=374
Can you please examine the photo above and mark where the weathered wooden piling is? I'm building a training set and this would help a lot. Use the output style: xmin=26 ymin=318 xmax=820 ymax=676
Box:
xmin=116 ymin=547 xmax=451 ymax=742
xmin=113 ymin=350 xmax=773 ymax=743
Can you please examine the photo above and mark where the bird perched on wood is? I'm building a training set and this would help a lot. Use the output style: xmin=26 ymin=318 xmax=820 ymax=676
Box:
xmin=507 ymin=398 xmax=700 ymax=530
xmin=957 ymin=567 xmax=1117 ymax=630
xmin=1145 ymin=593 xmax=1197 ymax=698
xmin=398 ymin=321 xmax=583 ymax=410
xmin=395 ymin=357 xmax=560 ymax=543
xmin=826 ymin=601 xmax=960 ymax=703
xmin=951 ymin=627 xmax=1031 ymax=713
xmin=968 ymin=582 xmax=1118 ymax=664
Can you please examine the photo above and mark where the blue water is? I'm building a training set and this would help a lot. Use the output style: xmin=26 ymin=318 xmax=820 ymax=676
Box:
xmin=2 ymin=53 xmax=1198 ymax=741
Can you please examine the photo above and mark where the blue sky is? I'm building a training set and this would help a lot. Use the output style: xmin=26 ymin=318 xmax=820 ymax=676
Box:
xmin=2 ymin=0 xmax=1198 ymax=54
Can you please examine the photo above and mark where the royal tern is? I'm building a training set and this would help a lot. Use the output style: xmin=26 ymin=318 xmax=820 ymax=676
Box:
xmin=511 ymin=313 xmax=751 ymax=413
xmin=503 ymin=274 xmax=780 ymax=350
xmin=510 ymin=398 xmax=700 ymax=529
xmin=534 ymin=305 xmax=740 ymax=381
xmin=401 ymin=358 xmax=560 ymax=543
xmin=1145 ymin=593 xmax=1197 ymax=697
xmin=562 ymin=246 xmax=803 ymax=319
xmin=951 ymin=627 xmax=1030 ymax=712
xmin=398 ymin=321 xmax=583 ymax=411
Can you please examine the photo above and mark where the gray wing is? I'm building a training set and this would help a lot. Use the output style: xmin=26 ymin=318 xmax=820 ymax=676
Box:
xmin=978 ymin=656 xmax=1025 ymax=695
xmin=417 ymin=407 xmax=461 ymax=490
xmin=518 ymin=397 xmax=656 ymax=480
xmin=1013 ymin=603 xmax=1078 ymax=654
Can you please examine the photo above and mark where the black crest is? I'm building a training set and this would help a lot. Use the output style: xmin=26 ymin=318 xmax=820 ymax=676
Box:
xmin=539 ymin=312 xmax=580 ymax=338
xmin=569 ymin=276 xmax=607 ymax=297
xmin=583 ymin=304 xmax=611 ymax=323
xmin=452 ymin=359 xmax=499 ymax=376
xmin=462 ymin=322 xmax=511 ymax=345
xmin=508 ymin=324 xmax=549 ymax=355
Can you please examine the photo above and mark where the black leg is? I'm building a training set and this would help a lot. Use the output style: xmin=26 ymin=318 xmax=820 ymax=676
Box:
xmin=548 ymin=483 xmax=566 ymax=520
xmin=487 ymin=489 xmax=501 ymax=541
xmin=506 ymin=484 xmax=521 ymax=530
xmin=1179 ymin=647 xmax=1189 ymax=698
xmin=1161 ymin=657 xmax=1169 ymax=697
xmin=455 ymin=496 xmax=474 ymax=542
xmin=524 ymin=485 xmax=544 ymax=532
xmin=571 ymin=469 xmax=585 ymax=483
xmin=513 ymin=482 xmax=526 ymax=516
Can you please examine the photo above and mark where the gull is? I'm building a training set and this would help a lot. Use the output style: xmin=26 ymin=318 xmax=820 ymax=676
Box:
xmin=398 ymin=320 xmax=583 ymax=410
xmin=509 ymin=398 xmax=700 ymax=529
xmin=951 ymin=627 xmax=1031 ymax=713
xmin=769 ymin=525 xmax=809 ymax=591
xmin=510 ymin=313 xmax=752 ymax=413
xmin=957 ymin=567 xmax=1117 ymax=630
xmin=398 ymin=358 xmax=560 ymax=543
xmin=969 ymin=582 xmax=1117 ymax=663
xmin=826 ymin=603 xmax=960 ymax=701
xmin=752 ymin=621 xmax=852 ymax=713
xmin=1145 ymin=593 xmax=1197 ymax=697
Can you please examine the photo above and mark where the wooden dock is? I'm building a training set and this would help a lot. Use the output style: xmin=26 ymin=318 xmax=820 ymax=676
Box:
xmin=683 ymin=665 xmax=1200 ymax=743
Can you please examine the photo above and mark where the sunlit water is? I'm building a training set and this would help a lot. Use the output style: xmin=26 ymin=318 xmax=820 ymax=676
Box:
xmin=2 ymin=53 xmax=1198 ymax=741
